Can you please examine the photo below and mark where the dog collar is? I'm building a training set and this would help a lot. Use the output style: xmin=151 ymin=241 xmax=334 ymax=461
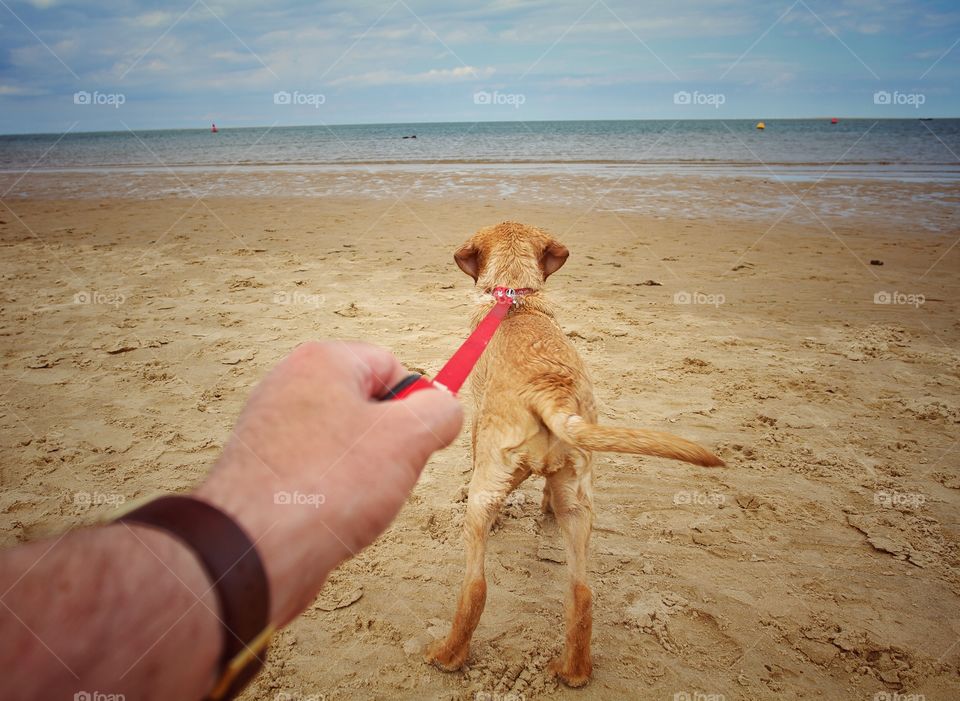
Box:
xmin=489 ymin=286 xmax=534 ymax=303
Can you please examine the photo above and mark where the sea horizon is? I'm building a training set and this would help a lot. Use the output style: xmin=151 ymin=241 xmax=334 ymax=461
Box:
xmin=1 ymin=115 xmax=957 ymax=139
xmin=3 ymin=119 xmax=959 ymax=168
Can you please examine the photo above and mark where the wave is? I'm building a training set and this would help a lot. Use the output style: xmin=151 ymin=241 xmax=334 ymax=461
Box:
xmin=4 ymin=158 xmax=960 ymax=172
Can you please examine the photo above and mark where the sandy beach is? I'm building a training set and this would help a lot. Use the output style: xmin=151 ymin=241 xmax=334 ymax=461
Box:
xmin=1 ymin=180 xmax=958 ymax=700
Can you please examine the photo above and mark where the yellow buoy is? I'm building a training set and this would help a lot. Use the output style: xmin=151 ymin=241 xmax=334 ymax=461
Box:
xmin=756 ymin=121 xmax=765 ymax=130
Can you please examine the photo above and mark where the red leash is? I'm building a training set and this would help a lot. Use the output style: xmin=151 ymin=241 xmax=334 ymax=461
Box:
xmin=379 ymin=287 xmax=532 ymax=400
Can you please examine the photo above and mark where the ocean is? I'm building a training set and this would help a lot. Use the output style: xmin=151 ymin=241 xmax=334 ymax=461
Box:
xmin=2 ymin=119 xmax=959 ymax=181
xmin=1 ymin=120 xmax=957 ymax=229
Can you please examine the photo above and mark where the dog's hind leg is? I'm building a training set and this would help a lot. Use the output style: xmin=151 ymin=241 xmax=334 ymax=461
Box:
xmin=425 ymin=459 xmax=527 ymax=671
xmin=545 ymin=461 xmax=595 ymax=687
xmin=540 ymin=481 xmax=554 ymax=514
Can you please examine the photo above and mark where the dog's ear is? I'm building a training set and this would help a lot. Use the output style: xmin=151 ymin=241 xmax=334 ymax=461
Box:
xmin=454 ymin=242 xmax=480 ymax=281
xmin=540 ymin=239 xmax=569 ymax=279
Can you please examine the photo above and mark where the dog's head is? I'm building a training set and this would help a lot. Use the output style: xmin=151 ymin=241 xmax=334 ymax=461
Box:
xmin=453 ymin=221 xmax=569 ymax=291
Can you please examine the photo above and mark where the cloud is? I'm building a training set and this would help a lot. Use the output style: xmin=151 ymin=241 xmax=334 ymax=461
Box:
xmin=130 ymin=11 xmax=177 ymax=29
xmin=2 ymin=0 xmax=960 ymax=133
xmin=689 ymin=53 xmax=744 ymax=61
xmin=211 ymin=50 xmax=252 ymax=63
xmin=330 ymin=65 xmax=495 ymax=86
xmin=361 ymin=24 xmax=427 ymax=41
xmin=547 ymin=74 xmax=636 ymax=88
xmin=0 ymin=84 xmax=46 ymax=96
xmin=498 ymin=13 xmax=754 ymax=42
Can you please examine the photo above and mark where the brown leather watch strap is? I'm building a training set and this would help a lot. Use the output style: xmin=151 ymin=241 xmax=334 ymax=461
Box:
xmin=118 ymin=495 xmax=271 ymax=700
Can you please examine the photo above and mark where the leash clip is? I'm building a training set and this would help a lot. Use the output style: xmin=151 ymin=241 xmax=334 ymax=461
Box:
xmin=492 ymin=286 xmax=520 ymax=305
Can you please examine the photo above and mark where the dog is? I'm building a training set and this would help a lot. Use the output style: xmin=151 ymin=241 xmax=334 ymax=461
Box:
xmin=424 ymin=221 xmax=724 ymax=687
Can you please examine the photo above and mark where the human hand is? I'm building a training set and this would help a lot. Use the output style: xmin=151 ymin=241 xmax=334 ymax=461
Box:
xmin=196 ymin=340 xmax=463 ymax=626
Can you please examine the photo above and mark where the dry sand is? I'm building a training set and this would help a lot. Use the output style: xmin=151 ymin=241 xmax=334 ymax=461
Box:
xmin=0 ymin=186 xmax=958 ymax=700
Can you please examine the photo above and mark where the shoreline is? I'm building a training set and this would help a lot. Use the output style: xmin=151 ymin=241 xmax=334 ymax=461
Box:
xmin=2 ymin=171 xmax=957 ymax=234
xmin=3 ymin=161 xmax=960 ymax=183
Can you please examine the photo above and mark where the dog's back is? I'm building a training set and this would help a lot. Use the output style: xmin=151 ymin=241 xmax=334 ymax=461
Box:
xmin=469 ymin=294 xmax=597 ymax=474
xmin=469 ymin=287 xmax=723 ymax=468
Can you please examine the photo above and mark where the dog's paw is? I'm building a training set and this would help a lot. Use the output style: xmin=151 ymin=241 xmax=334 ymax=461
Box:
xmin=424 ymin=639 xmax=469 ymax=672
xmin=548 ymin=656 xmax=592 ymax=688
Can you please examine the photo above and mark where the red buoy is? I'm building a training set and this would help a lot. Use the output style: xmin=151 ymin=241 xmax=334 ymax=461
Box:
xmin=211 ymin=123 xmax=218 ymax=133
xmin=831 ymin=117 xmax=839 ymax=124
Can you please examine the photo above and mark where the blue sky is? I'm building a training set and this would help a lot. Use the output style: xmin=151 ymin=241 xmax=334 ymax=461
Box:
xmin=0 ymin=0 xmax=957 ymax=133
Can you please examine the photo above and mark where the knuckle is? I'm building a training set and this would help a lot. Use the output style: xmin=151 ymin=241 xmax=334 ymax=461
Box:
xmin=290 ymin=340 xmax=329 ymax=364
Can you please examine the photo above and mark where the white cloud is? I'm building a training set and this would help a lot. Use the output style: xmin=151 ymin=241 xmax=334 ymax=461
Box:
xmin=0 ymin=84 xmax=46 ymax=96
xmin=689 ymin=53 xmax=743 ymax=61
xmin=330 ymin=65 xmax=495 ymax=86
xmin=130 ymin=11 xmax=176 ymax=29
xmin=211 ymin=50 xmax=251 ymax=63
xmin=548 ymin=74 xmax=634 ymax=88
xmin=361 ymin=24 xmax=425 ymax=41
xmin=499 ymin=13 xmax=754 ymax=42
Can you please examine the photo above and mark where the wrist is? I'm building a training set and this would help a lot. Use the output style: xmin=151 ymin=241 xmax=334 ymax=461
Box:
xmin=115 ymin=495 xmax=274 ymax=700
xmin=109 ymin=522 xmax=222 ymax=691
xmin=193 ymin=472 xmax=340 ymax=627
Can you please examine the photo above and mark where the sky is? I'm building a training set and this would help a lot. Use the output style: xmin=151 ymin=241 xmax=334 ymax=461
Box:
xmin=0 ymin=0 xmax=958 ymax=134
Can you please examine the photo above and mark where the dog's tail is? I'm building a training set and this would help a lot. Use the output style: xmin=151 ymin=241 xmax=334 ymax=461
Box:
xmin=542 ymin=413 xmax=724 ymax=467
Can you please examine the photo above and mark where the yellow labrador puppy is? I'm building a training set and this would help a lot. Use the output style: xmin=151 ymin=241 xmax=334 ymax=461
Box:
xmin=425 ymin=222 xmax=723 ymax=687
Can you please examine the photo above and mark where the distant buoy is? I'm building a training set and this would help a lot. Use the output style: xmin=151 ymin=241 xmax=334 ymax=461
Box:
xmin=755 ymin=121 xmax=765 ymax=130
xmin=211 ymin=123 xmax=218 ymax=133
xmin=831 ymin=117 xmax=839 ymax=124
